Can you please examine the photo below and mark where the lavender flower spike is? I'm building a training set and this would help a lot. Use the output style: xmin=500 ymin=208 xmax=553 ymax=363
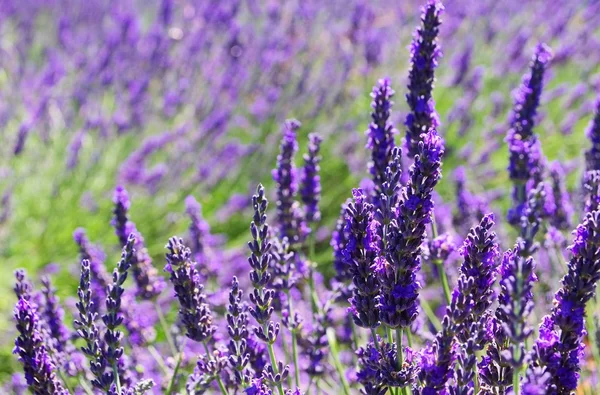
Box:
xmin=13 ymin=297 xmax=68 ymax=395
xmin=404 ymin=0 xmax=444 ymax=158
xmin=548 ymin=162 xmax=573 ymax=231
xmin=40 ymin=276 xmax=70 ymax=354
xmin=272 ymin=120 xmax=303 ymax=244
xmin=300 ymin=133 xmax=323 ymax=224
xmin=103 ymin=234 xmax=136 ymax=390
xmin=112 ymin=185 xmax=165 ymax=300
xmin=380 ymin=128 xmax=444 ymax=329
xmin=366 ymin=78 xmax=397 ymax=206
xmin=584 ymin=97 xmax=600 ymax=172
xmin=532 ymin=211 xmax=600 ymax=393
xmin=227 ymin=276 xmax=250 ymax=388
xmin=165 ymin=236 xmax=216 ymax=343
xmin=74 ymin=259 xmax=112 ymax=391
xmin=344 ymin=188 xmax=381 ymax=329
xmin=506 ymin=44 xmax=552 ymax=225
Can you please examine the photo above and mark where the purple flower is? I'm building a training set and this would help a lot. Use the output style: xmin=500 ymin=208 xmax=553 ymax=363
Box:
xmin=548 ymin=162 xmax=573 ymax=230
xmin=112 ymin=186 xmax=165 ymax=300
xmin=533 ymin=211 xmax=600 ymax=393
xmin=404 ymin=0 xmax=444 ymax=159
xmin=300 ymin=133 xmax=323 ymax=224
xmin=585 ymin=97 xmax=600 ymax=172
xmin=164 ymin=236 xmax=215 ymax=343
xmin=583 ymin=170 xmax=600 ymax=213
xmin=358 ymin=337 xmax=417 ymax=392
xmin=102 ymin=235 xmax=136 ymax=389
xmin=272 ymin=120 xmax=304 ymax=245
xmin=447 ymin=214 xmax=499 ymax=344
xmin=380 ymin=129 xmax=444 ymax=329
xmin=73 ymin=228 xmax=110 ymax=314
xmin=40 ymin=277 xmax=70 ymax=355
xmin=506 ymin=44 xmax=552 ymax=225
xmin=418 ymin=316 xmax=456 ymax=394
xmin=226 ymin=276 xmax=250 ymax=388
xmin=343 ymin=188 xmax=381 ymax=329
xmin=185 ymin=195 xmax=215 ymax=279
xmin=366 ymin=78 xmax=397 ymax=207
xmin=13 ymin=297 xmax=68 ymax=395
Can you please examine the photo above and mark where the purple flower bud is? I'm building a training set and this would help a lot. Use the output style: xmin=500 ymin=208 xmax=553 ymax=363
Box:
xmin=533 ymin=211 xmax=600 ymax=393
xmin=404 ymin=0 xmax=444 ymax=158
xmin=165 ymin=236 xmax=215 ymax=343
xmin=585 ymin=97 xmax=600 ymax=172
xmin=13 ymin=297 xmax=68 ymax=394
xmin=300 ymin=133 xmax=323 ymax=224
xmin=366 ymin=78 xmax=397 ymax=208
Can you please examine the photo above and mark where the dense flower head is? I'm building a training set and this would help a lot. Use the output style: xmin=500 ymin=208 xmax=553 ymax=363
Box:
xmin=585 ymin=97 xmax=600 ymax=172
xmin=344 ymin=188 xmax=381 ymax=328
xmin=404 ymin=0 xmax=444 ymax=159
xmin=506 ymin=44 xmax=552 ymax=225
xmin=272 ymin=119 xmax=304 ymax=245
xmin=226 ymin=276 xmax=251 ymax=387
xmin=358 ymin=338 xmax=417 ymax=391
xmin=300 ymin=133 xmax=323 ymax=224
xmin=583 ymin=170 xmax=600 ymax=213
xmin=418 ymin=316 xmax=456 ymax=394
xmin=40 ymin=276 xmax=70 ymax=355
xmin=448 ymin=214 xmax=499 ymax=342
xmin=185 ymin=195 xmax=212 ymax=267
xmin=13 ymin=297 xmax=68 ymax=395
xmin=531 ymin=211 xmax=600 ymax=393
xmin=548 ymin=161 xmax=573 ymax=230
xmin=73 ymin=228 xmax=110 ymax=313
xmin=380 ymin=129 xmax=444 ymax=329
xmin=111 ymin=186 xmax=166 ymax=300
xmin=509 ymin=43 xmax=552 ymax=140
xmin=332 ymin=201 xmax=352 ymax=288
xmin=366 ymin=78 xmax=397 ymax=206
xmin=165 ymin=236 xmax=216 ymax=343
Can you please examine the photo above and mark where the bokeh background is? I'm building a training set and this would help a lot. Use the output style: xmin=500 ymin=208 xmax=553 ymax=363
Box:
xmin=1 ymin=0 xmax=599 ymax=382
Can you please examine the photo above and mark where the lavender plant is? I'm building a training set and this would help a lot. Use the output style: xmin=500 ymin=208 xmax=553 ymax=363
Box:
xmin=6 ymin=1 xmax=600 ymax=394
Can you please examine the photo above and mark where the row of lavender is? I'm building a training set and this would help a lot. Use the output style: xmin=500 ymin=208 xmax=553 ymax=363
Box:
xmin=6 ymin=1 xmax=600 ymax=395
xmin=1 ymin=0 xmax=600 ymax=266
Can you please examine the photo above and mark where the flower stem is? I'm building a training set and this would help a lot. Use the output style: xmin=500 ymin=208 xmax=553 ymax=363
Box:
xmin=431 ymin=213 xmax=452 ymax=305
xmin=512 ymin=346 xmax=521 ymax=395
xmin=326 ymin=328 xmax=351 ymax=395
xmin=265 ymin=340 xmax=286 ymax=395
xmin=165 ymin=346 xmax=184 ymax=395
xmin=286 ymin=291 xmax=301 ymax=388
xmin=112 ymin=364 xmax=122 ymax=394
xmin=154 ymin=301 xmax=177 ymax=356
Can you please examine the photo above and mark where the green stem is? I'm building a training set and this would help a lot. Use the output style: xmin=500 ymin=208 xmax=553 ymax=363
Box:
xmin=431 ymin=213 xmax=451 ymax=306
xmin=266 ymin=341 xmax=286 ymax=395
xmin=436 ymin=260 xmax=452 ymax=306
xmin=57 ymin=369 xmax=72 ymax=393
xmin=420 ymin=299 xmax=442 ymax=332
xmin=78 ymin=376 xmax=94 ymax=395
xmin=396 ymin=329 xmax=407 ymax=395
xmin=148 ymin=344 xmax=169 ymax=375
xmin=166 ymin=346 xmax=184 ymax=394
xmin=371 ymin=328 xmax=381 ymax=350
xmin=286 ymin=291 xmax=301 ymax=388
xmin=326 ymin=328 xmax=351 ymax=395
xmin=154 ymin=301 xmax=177 ymax=356
xmin=307 ymin=231 xmax=320 ymax=314
xmin=203 ymin=342 xmax=229 ymax=395
xmin=406 ymin=330 xmax=413 ymax=348
xmin=112 ymin=364 xmax=122 ymax=394
xmin=512 ymin=346 xmax=521 ymax=395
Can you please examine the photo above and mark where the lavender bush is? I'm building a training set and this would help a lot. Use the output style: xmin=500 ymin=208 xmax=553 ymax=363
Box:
xmin=3 ymin=0 xmax=600 ymax=394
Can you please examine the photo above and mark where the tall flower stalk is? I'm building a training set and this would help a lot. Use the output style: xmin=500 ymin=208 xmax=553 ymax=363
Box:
xmin=247 ymin=185 xmax=287 ymax=395
xmin=404 ymin=0 xmax=444 ymax=159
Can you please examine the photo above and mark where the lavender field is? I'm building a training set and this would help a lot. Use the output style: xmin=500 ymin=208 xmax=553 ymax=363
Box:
xmin=2 ymin=0 xmax=600 ymax=394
